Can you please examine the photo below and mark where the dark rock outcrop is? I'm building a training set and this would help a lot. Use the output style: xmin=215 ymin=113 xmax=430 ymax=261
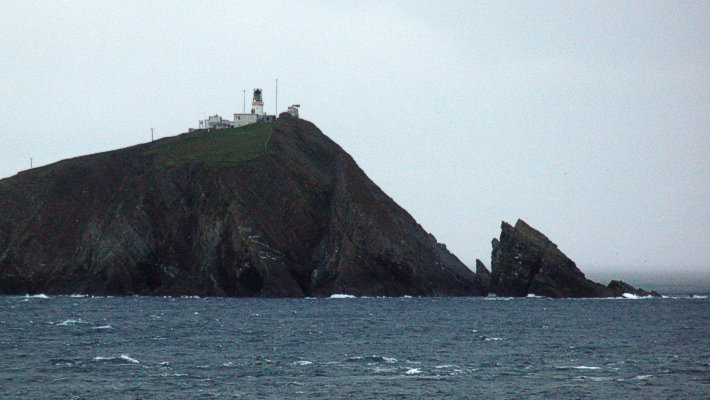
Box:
xmin=490 ymin=219 xmax=659 ymax=298
xmin=0 ymin=117 xmax=486 ymax=297
xmin=474 ymin=259 xmax=491 ymax=294
xmin=607 ymin=280 xmax=661 ymax=298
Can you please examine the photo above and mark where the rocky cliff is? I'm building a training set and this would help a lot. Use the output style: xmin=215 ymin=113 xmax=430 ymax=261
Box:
xmin=474 ymin=259 xmax=491 ymax=294
xmin=490 ymin=219 xmax=658 ymax=298
xmin=0 ymin=116 xmax=486 ymax=297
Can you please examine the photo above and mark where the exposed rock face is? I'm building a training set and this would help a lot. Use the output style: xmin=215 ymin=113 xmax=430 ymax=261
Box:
xmin=607 ymin=280 xmax=661 ymax=298
xmin=475 ymin=259 xmax=491 ymax=294
xmin=0 ymin=116 xmax=486 ymax=297
xmin=490 ymin=219 xmax=658 ymax=298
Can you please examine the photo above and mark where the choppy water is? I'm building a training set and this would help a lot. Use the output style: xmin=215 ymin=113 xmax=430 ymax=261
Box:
xmin=1 ymin=294 xmax=708 ymax=399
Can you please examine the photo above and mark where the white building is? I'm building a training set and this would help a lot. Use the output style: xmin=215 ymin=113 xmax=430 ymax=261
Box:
xmin=232 ymin=113 xmax=258 ymax=128
xmin=192 ymin=88 xmax=286 ymax=132
xmin=287 ymin=104 xmax=300 ymax=118
xmin=203 ymin=114 xmax=232 ymax=130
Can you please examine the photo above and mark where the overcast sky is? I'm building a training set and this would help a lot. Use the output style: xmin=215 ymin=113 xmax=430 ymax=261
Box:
xmin=1 ymin=1 xmax=708 ymax=278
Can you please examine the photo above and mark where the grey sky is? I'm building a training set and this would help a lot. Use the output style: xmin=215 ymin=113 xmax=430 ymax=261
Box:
xmin=1 ymin=1 xmax=708 ymax=277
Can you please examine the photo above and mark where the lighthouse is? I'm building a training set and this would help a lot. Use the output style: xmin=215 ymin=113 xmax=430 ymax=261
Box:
xmin=191 ymin=84 xmax=284 ymax=131
xmin=251 ymin=88 xmax=264 ymax=115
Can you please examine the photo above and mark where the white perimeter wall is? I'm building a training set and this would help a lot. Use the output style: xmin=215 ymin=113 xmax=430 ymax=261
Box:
xmin=233 ymin=113 xmax=257 ymax=127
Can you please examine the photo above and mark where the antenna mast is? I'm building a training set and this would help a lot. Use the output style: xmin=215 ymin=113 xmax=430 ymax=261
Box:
xmin=275 ymin=78 xmax=278 ymax=116
xmin=151 ymin=128 xmax=154 ymax=142
xmin=243 ymin=89 xmax=246 ymax=113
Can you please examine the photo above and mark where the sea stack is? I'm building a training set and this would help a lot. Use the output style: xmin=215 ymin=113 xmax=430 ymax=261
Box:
xmin=490 ymin=219 xmax=659 ymax=298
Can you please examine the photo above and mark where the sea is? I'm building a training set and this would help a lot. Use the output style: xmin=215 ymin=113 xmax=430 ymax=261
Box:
xmin=2 ymin=292 xmax=708 ymax=399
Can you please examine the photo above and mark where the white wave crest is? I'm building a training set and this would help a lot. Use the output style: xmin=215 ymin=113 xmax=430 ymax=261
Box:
xmin=25 ymin=294 xmax=49 ymax=299
xmin=58 ymin=319 xmax=82 ymax=326
xmin=404 ymin=368 xmax=422 ymax=375
xmin=575 ymin=376 xmax=614 ymax=382
xmin=120 ymin=354 xmax=140 ymax=364
xmin=557 ymin=365 xmax=602 ymax=370
xmin=329 ymin=294 xmax=356 ymax=299
xmin=93 ymin=354 xmax=140 ymax=364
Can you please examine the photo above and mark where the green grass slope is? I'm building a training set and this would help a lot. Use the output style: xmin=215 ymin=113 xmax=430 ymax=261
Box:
xmin=146 ymin=123 xmax=272 ymax=167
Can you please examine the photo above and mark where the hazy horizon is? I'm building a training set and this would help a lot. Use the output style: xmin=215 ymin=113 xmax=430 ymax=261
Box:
xmin=1 ymin=2 xmax=708 ymax=281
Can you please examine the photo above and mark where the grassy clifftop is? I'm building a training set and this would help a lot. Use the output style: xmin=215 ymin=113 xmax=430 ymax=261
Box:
xmin=146 ymin=123 xmax=272 ymax=167
xmin=0 ymin=123 xmax=273 ymax=191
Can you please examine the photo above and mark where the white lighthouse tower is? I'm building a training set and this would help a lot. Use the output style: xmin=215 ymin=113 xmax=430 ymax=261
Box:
xmin=251 ymin=88 xmax=264 ymax=115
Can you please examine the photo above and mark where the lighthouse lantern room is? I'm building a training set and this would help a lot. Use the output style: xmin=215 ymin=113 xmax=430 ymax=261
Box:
xmin=251 ymin=88 xmax=264 ymax=115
